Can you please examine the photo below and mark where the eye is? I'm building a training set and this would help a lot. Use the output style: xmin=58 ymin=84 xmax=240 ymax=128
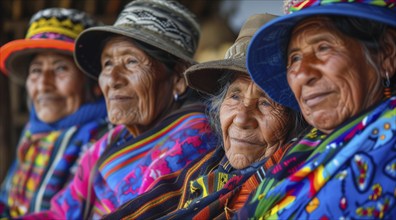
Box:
xmin=54 ymin=65 xmax=68 ymax=73
xmin=126 ymin=58 xmax=138 ymax=68
xmin=29 ymin=66 xmax=42 ymax=74
xmin=260 ymin=100 xmax=271 ymax=107
xmin=127 ymin=58 xmax=137 ymax=64
xmin=318 ymin=43 xmax=331 ymax=52
xmin=230 ymin=93 xmax=240 ymax=100
xmin=102 ymin=59 xmax=113 ymax=69
xmin=288 ymin=53 xmax=301 ymax=65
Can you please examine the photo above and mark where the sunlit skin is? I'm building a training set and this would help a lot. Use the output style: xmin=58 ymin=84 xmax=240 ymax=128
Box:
xmin=220 ymin=74 xmax=291 ymax=169
xmin=286 ymin=17 xmax=384 ymax=134
xmin=99 ymin=36 xmax=186 ymax=137
xmin=26 ymin=52 xmax=86 ymax=123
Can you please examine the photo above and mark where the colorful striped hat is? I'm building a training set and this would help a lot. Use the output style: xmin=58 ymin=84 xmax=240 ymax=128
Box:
xmin=74 ymin=0 xmax=200 ymax=79
xmin=0 ymin=8 xmax=100 ymax=83
xmin=247 ymin=0 xmax=396 ymax=111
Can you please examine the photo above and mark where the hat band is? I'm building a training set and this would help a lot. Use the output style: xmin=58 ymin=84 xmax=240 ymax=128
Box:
xmin=30 ymin=32 xmax=75 ymax=43
xmin=114 ymin=3 xmax=196 ymax=56
xmin=288 ymin=0 xmax=396 ymax=14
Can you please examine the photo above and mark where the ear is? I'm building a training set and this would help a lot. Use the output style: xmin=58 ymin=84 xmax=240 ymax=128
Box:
xmin=172 ymin=63 xmax=188 ymax=96
xmin=380 ymin=28 xmax=396 ymax=79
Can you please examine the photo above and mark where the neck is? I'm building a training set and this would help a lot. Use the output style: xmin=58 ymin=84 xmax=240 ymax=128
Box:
xmin=126 ymin=101 xmax=181 ymax=137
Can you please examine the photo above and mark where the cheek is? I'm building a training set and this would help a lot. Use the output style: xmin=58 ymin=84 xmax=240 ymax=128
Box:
xmin=219 ymin=105 xmax=230 ymax=133
xmin=260 ymin=110 xmax=290 ymax=141
xmin=26 ymin=80 xmax=36 ymax=98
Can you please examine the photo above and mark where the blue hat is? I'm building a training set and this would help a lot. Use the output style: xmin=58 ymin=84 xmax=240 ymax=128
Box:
xmin=247 ymin=0 xmax=396 ymax=111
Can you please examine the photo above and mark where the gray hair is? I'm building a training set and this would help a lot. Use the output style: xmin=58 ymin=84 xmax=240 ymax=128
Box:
xmin=207 ymin=72 xmax=308 ymax=147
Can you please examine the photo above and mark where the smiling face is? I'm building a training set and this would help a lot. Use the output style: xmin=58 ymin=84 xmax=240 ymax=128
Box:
xmin=220 ymin=74 xmax=291 ymax=169
xmin=26 ymin=52 xmax=86 ymax=123
xmin=99 ymin=36 xmax=177 ymax=136
xmin=286 ymin=17 xmax=383 ymax=134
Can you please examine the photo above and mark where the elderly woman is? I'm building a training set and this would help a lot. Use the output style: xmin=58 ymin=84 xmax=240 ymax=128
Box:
xmin=0 ymin=8 xmax=108 ymax=218
xmin=103 ymin=14 xmax=308 ymax=220
xmin=237 ymin=0 xmax=396 ymax=219
xmin=24 ymin=0 xmax=216 ymax=219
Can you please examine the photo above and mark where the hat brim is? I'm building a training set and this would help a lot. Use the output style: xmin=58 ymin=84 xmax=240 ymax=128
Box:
xmin=75 ymin=25 xmax=197 ymax=79
xmin=184 ymin=58 xmax=246 ymax=95
xmin=0 ymin=39 xmax=74 ymax=84
xmin=247 ymin=3 xmax=396 ymax=111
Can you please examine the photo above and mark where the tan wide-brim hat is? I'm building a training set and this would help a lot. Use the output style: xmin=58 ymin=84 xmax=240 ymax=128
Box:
xmin=75 ymin=0 xmax=200 ymax=79
xmin=184 ymin=13 xmax=277 ymax=95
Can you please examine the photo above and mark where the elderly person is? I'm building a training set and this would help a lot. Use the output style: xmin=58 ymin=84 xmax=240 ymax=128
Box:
xmin=0 ymin=8 xmax=108 ymax=218
xmin=24 ymin=0 xmax=216 ymax=219
xmin=103 ymin=14 xmax=308 ymax=220
xmin=237 ymin=0 xmax=396 ymax=219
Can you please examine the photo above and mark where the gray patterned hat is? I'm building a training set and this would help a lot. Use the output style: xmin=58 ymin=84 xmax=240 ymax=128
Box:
xmin=184 ymin=14 xmax=277 ymax=95
xmin=75 ymin=0 xmax=200 ymax=79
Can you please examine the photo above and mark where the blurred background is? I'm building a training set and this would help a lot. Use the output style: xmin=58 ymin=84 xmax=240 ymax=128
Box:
xmin=0 ymin=0 xmax=283 ymax=182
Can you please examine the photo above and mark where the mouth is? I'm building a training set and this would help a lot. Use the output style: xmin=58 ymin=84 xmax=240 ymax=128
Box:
xmin=37 ymin=95 xmax=62 ymax=104
xmin=302 ymin=92 xmax=331 ymax=107
xmin=109 ymin=95 xmax=134 ymax=101
xmin=230 ymin=137 xmax=264 ymax=147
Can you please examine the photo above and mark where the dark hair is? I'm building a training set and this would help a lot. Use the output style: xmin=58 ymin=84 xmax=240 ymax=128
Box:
xmin=207 ymin=71 xmax=309 ymax=147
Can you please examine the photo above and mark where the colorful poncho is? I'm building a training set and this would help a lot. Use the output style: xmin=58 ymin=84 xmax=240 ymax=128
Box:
xmin=24 ymin=104 xmax=217 ymax=219
xmin=0 ymin=98 xmax=109 ymax=218
xmin=236 ymin=96 xmax=396 ymax=219
xmin=104 ymin=141 xmax=291 ymax=220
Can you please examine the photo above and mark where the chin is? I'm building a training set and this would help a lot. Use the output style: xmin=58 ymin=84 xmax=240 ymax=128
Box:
xmin=229 ymin=160 xmax=250 ymax=170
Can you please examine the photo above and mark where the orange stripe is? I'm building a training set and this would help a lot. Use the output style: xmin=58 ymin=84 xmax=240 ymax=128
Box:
xmin=99 ymin=113 xmax=200 ymax=170
xmin=103 ymin=153 xmax=146 ymax=179
xmin=0 ymin=39 xmax=74 ymax=73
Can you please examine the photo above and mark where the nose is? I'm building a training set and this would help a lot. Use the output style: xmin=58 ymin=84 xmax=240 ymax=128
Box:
xmin=233 ymin=100 xmax=258 ymax=129
xmin=108 ymin=65 xmax=128 ymax=90
xmin=37 ymin=70 xmax=55 ymax=92
xmin=289 ymin=52 xmax=321 ymax=87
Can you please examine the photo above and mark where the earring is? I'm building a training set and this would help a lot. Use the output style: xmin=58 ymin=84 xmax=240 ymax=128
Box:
xmin=383 ymin=72 xmax=391 ymax=99
xmin=174 ymin=93 xmax=179 ymax=102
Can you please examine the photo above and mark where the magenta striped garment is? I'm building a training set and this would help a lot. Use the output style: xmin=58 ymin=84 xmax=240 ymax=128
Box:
xmin=23 ymin=105 xmax=217 ymax=219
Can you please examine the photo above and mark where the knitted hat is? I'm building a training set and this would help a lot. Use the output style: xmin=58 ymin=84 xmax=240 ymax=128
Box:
xmin=0 ymin=8 xmax=100 ymax=84
xmin=184 ymin=14 xmax=277 ymax=95
xmin=247 ymin=0 xmax=396 ymax=111
xmin=74 ymin=0 xmax=200 ymax=79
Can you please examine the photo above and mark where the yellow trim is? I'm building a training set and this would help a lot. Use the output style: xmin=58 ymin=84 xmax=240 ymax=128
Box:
xmin=26 ymin=18 xmax=84 ymax=39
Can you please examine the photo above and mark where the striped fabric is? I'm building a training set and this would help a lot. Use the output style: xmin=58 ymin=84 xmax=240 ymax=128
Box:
xmin=24 ymin=104 xmax=216 ymax=219
xmin=284 ymin=0 xmax=396 ymax=14
xmin=104 ymin=141 xmax=292 ymax=220
xmin=0 ymin=98 xmax=109 ymax=218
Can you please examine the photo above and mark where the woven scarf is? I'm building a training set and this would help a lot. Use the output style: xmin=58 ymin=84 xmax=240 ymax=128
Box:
xmin=28 ymin=97 xmax=107 ymax=134
xmin=105 ymin=141 xmax=292 ymax=220
xmin=41 ymin=104 xmax=216 ymax=219
xmin=0 ymin=98 xmax=108 ymax=217
xmin=236 ymin=96 xmax=396 ymax=219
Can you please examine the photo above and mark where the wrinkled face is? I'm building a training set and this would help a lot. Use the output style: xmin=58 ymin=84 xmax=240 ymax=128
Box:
xmin=99 ymin=36 xmax=174 ymax=135
xmin=287 ymin=17 xmax=381 ymax=134
xmin=220 ymin=74 xmax=291 ymax=169
xmin=26 ymin=52 xmax=86 ymax=123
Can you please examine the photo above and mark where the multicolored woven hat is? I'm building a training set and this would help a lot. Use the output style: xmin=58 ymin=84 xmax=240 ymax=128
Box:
xmin=247 ymin=0 xmax=396 ymax=111
xmin=0 ymin=8 xmax=100 ymax=83
xmin=184 ymin=14 xmax=277 ymax=95
xmin=75 ymin=0 xmax=200 ymax=79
